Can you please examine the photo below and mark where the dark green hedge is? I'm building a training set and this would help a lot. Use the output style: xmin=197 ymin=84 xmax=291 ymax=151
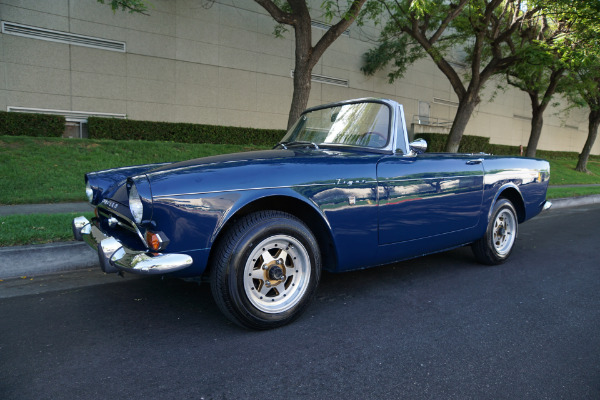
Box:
xmin=414 ymin=132 xmax=600 ymax=160
xmin=88 ymin=117 xmax=286 ymax=147
xmin=0 ymin=111 xmax=65 ymax=138
xmin=415 ymin=132 xmax=491 ymax=154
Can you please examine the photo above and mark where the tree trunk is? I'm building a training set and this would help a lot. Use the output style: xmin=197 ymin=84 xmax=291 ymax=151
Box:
xmin=526 ymin=98 xmax=545 ymax=158
xmin=287 ymin=63 xmax=312 ymax=130
xmin=576 ymin=108 xmax=600 ymax=172
xmin=286 ymin=20 xmax=313 ymax=130
xmin=445 ymin=99 xmax=479 ymax=152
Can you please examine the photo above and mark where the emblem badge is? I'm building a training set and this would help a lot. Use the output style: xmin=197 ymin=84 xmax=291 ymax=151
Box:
xmin=101 ymin=199 xmax=119 ymax=209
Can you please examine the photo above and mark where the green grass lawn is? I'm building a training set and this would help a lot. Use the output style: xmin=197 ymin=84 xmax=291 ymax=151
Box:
xmin=0 ymin=212 xmax=95 ymax=247
xmin=1 ymin=135 xmax=599 ymax=246
xmin=0 ymin=136 xmax=269 ymax=205
xmin=549 ymin=159 xmax=600 ymax=185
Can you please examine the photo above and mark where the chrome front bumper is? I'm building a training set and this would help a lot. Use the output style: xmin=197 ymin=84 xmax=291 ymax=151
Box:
xmin=72 ymin=216 xmax=193 ymax=275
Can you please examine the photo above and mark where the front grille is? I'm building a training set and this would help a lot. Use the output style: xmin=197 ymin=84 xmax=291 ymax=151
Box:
xmin=97 ymin=204 xmax=147 ymax=250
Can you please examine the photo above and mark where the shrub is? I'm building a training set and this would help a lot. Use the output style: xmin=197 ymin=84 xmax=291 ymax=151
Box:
xmin=88 ymin=117 xmax=286 ymax=147
xmin=0 ymin=111 xmax=64 ymax=138
xmin=414 ymin=132 xmax=490 ymax=153
xmin=413 ymin=132 xmax=600 ymax=160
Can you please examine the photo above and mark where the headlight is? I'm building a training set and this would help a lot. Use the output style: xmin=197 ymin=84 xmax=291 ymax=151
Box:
xmin=85 ymin=181 xmax=93 ymax=203
xmin=129 ymin=184 xmax=144 ymax=224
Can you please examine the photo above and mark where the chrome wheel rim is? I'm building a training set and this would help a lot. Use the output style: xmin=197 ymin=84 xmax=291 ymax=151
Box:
xmin=493 ymin=209 xmax=516 ymax=256
xmin=243 ymin=235 xmax=311 ymax=313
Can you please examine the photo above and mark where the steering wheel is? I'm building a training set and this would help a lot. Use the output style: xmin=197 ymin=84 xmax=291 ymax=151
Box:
xmin=359 ymin=131 xmax=387 ymax=147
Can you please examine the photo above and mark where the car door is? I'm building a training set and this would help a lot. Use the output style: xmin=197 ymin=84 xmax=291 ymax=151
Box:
xmin=377 ymin=154 xmax=484 ymax=245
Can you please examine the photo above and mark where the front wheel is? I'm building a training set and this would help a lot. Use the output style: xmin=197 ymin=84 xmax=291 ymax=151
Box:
xmin=472 ymin=199 xmax=518 ymax=265
xmin=210 ymin=211 xmax=321 ymax=329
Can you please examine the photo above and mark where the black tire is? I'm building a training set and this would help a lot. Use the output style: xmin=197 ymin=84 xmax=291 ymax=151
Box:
xmin=472 ymin=199 xmax=518 ymax=265
xmin=210 ymin=211 xmax=321 ymax=330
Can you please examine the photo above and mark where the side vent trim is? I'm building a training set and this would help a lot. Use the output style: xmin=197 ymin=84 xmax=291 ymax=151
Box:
xmin=1 ymin=21 xmax=126 ymax=52
xmin=311 ymin=21 xmax=350 ymax=36
xmin=291 ymin=70 xmax=349 ymax=87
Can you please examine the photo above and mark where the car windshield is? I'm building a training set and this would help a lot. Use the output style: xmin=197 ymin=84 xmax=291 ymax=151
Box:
xmin=280 ymin=102 xmax=391 ymax=149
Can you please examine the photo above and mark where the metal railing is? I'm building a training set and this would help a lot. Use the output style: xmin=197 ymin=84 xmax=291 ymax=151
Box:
xmin=411 ymin=115 xmax=453 ymax=127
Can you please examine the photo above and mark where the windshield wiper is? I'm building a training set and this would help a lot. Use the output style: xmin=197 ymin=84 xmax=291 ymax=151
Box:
xmin=280 ymin=141 xmax=320 ymax=149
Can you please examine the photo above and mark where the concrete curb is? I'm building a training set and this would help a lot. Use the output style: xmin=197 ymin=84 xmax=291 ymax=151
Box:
xmin=0 ymin=241 xmax=98 ymax=279
xmin=1 ymin=195 xmax=600 ymax=280
xmin=548 ymin=194 xmax=600 ymax=209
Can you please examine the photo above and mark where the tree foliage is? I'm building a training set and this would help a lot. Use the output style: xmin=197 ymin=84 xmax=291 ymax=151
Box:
xmin=97 ymin=0 xmax=148 ymax=14
xmin=255 ymin=0 xmax=368 ymax=129
xmin=501 ymin=7 xmax=574 ymax=157
xmin=362 ymin=0 xmax=546 ymax=152
xmin=532 ymin=0 xmax=600 ymax=171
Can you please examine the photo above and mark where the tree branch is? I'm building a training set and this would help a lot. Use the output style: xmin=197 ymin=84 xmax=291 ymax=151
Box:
xmin=430 ymin=0 xmax=469 ymax=43
xmin=254 ymin=0 xmax=296 ymax=25
xmin=313 ymin=0 xmax=368 ymax=63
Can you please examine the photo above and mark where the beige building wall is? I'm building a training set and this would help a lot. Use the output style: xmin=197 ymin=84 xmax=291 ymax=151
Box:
xmin=0 ymin=0 xmax=598 ymax=155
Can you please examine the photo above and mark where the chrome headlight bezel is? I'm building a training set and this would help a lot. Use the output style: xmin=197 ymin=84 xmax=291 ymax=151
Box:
xmin=127 ymin=176 xmax=153 ymax=225
xmin=129 ymin=183 xmax=144 ymax=224
xmin=85 ymin=181 xmax=94 ymax=203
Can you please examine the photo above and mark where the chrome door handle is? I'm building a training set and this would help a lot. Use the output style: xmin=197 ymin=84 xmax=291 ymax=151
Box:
xmin=466 ymin=158 xmax=484 ymax=165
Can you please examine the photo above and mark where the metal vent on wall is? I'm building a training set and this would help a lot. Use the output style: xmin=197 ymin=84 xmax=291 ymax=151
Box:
xmin=291 ymin=70 xmax=349 ymax=87
xmin=311 ymin=21 xmax=350 ymax=36
xmin=1 ymin=21 xmax=126 ymax=52
xmin=433 ymin=97 xmax=459 ymax=107
xmin=7 ymin=106 xmax=126 ymax=120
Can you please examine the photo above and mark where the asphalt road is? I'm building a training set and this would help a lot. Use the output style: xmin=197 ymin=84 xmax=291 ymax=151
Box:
xmin=1 ymin=205 xmax=599 ymax=399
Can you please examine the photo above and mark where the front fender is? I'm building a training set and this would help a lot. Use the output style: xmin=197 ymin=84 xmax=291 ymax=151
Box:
xmin=212 ymin=188 xmax=332 ymax=246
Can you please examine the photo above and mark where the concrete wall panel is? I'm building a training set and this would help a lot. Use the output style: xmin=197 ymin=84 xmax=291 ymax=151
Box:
xmin=0 ymin=4 xmax=69 ymax=31
xmin=2 ymin=35 xmax=69 ymax=70
xmin=126 ymin=78 xmax=175 ymax=104
xmin=5 ymin=91 xmax=71 ymax=111
xmin=71 ymin=71 xmax=127 ymax=100
xmin=5 ymin=64 xmax=70 ymax=96
xmin=127 ymin=54 xmax=175 ymax=82
xmin=126 ymin=101 xmax=174 ymax=122
xmin=72 ymin=96 xmax=127 ymax=114
xmin=175 ymin=38 xmax=219 ymax=65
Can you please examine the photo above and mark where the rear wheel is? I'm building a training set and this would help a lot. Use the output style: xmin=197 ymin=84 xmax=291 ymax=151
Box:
xmin=472 ymin=199 xmax=518 ymax=265
xmin=210 ymin=211 xmax=320 ymax=329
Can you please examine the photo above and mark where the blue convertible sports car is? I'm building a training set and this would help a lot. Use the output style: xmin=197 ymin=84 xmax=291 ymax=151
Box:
xmin=73 ymin=98 xmax=551 ymax=329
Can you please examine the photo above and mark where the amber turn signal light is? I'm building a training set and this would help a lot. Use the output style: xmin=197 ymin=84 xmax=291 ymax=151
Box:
xmin=146 ymin=231 xmax=161 ymax=251
xmin=145 ymin=231 xmax=169 ymax=252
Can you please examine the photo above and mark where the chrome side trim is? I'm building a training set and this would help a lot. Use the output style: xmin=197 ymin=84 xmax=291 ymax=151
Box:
xmin=152 ymin=181 xmax=377 ymax=199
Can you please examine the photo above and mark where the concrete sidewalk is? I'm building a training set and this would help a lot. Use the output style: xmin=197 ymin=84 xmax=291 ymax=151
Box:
xmin=0 ymin=202 xmax=91 ymax=216
xmin=1 ymin=195 xmax=600 ymax=280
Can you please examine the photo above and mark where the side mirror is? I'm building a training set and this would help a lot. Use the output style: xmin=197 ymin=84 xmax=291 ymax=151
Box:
xmin=409 ymin=138 xmax=427 ymax=155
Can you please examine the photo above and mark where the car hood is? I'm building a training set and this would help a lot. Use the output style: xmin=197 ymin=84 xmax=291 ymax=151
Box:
xmin=90 ymin=147 xmax=380 ymax=204
xmin=146 ymin=147 xmax=381 ymax=198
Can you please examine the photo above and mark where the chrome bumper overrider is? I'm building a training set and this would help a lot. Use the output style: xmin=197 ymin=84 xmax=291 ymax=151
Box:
xmin=543 ymin=201 xmax=552 ymax=211
xmin=72 ymin=216 xmax=193 ymax=275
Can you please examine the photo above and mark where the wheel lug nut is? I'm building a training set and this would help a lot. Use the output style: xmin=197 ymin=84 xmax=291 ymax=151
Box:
xmin=262 ymin=264 xmax=268 ymax=270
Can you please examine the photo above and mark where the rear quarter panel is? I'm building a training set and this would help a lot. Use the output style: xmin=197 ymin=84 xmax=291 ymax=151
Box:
xmin=481 ymin=156 xmax=550 ymax=224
